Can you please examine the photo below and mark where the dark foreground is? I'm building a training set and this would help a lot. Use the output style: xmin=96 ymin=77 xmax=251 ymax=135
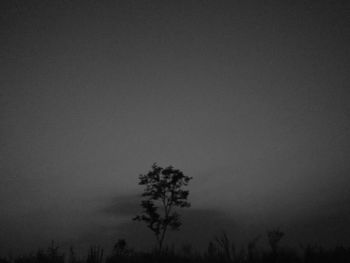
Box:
xmin=2 ymin=238 xmax=350 ymax=263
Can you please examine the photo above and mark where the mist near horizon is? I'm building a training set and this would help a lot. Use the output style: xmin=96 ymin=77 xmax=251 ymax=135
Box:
xmin=1 ymin=0 xmax=350 ymax=256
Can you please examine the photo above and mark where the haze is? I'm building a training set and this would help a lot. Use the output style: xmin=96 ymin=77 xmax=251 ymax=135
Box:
xmin=1 ymin=0 xmax=349 ymax=255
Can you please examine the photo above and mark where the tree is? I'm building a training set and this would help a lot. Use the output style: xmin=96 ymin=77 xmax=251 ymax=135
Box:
xmin=133 ymin=163 xmax=192 ymax=251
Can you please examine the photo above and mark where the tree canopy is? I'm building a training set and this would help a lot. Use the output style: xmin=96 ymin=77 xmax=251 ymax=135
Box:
xmin=133 ymin=163 xmax=192 ymax=251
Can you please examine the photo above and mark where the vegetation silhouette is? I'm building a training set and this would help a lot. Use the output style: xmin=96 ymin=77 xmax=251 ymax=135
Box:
xmin=133 ymin=163 xmax=192 ymax=252
xmin=2 ymin=165 xmax=350 ymax=262
xmin=86 ymin=247 xmax=103 ymax=263
xmin=3 ymin=232 xmax=350 ymax=263
xmin=267 ymin=228 xmax=284 ymax=263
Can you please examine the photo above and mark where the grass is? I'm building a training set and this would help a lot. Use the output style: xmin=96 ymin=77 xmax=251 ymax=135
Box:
xmin=1 ymin=232 xmax=350 ymax=263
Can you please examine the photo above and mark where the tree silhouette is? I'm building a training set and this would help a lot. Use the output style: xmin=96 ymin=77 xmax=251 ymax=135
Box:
xmin=133 ymin=163 xmax=192 ymax=251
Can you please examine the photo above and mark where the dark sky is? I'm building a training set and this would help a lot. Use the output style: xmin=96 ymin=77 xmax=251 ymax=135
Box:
xmin=1 ymin=0 xmax=350 ymax=255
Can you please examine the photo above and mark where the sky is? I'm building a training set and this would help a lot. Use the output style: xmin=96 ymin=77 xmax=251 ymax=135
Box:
xmin=1 ymin=0 xmax=350 ymax=256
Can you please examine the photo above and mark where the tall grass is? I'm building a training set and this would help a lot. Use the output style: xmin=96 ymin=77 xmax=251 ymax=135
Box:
xmin=2 ymin=232 xmax=350 ymax=263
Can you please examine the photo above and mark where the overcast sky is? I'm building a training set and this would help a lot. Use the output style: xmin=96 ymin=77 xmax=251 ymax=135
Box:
xmin=1 ymin=0 xmax=350 ymax=255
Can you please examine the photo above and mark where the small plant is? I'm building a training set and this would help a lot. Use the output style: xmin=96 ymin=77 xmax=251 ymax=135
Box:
xmin=267 ymin=228 xmax=285 ymax=263
xmin=267 ymin=228 xmax=284 ymax=253
xmin=113 ymin=239 xmax=133 ymax=256
xmin=247 ymin=235 xmax=261 ymax=262
xmin=205 ymin=241 xmax=218 ymax=261
xmin=215 ymin=231 xmax=232 ymax=261
xmin=87 ymin=246 xmax=103 ymax=263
